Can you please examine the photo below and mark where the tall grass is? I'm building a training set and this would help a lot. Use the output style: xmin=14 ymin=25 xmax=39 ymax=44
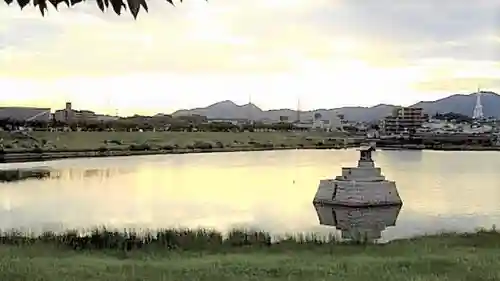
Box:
xmin=0 ymin=227 xmax=499 ymax=253
xmin=0 ymin=228 xmax=340 ymax=252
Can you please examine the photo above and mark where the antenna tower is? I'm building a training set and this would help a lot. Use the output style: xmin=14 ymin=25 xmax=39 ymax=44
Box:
xmin=296 ymin=98 xmax=301 ymax=122
xmin=472 ymin=86 xmax=484 ymax=120
xmin=249 ymin=94 xmax=253 ymax=124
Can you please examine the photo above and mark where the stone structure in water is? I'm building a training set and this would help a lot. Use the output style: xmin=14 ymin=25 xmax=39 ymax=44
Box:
xmin=313 ymin=144 xmax=402 ymax=206
xmin=314 ymin=204 xmax=402 ymax=242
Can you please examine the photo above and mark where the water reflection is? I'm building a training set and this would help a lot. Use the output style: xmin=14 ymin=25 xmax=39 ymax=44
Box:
xmin=0 ymin=150 xmax=499 ymax=239
xmin=314 ymin=204 xmax=402 ymax=242
xmin=50 ymin=167 xmax=133 ymax=181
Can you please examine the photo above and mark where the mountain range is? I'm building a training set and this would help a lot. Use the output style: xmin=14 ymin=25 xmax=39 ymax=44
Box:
xmin=172 ymin=91 xmax=499 ymax=122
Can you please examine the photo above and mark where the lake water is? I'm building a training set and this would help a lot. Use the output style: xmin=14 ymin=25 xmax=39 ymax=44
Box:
xmin=0 ymin=149 xmax=499 ymax=242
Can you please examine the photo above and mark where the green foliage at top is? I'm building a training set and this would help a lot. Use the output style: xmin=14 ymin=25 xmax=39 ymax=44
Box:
xmin=4 ymin=0 xmax=207 ymax=19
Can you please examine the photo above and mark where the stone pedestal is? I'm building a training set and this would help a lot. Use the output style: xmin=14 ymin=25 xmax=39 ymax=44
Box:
xmin=312 ymin=147 xmax=402 ymax=206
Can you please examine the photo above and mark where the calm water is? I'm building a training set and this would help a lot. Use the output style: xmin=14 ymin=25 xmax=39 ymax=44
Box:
xmin=0 ymin=149 xmax=499 ymax=242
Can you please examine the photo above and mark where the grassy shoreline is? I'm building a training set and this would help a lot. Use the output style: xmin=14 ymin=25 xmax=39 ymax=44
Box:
xmin=1 ymin=131 xmax=500 ymax=163
xmin=0 ymin=144 xmax=355 ymax=163
xmin=1 ymin=228 xmax=499 ymax=280
xmin=3 ymin=144 xmax=500 ymax=164
xmin=0 ymin=131 xmax=358 ymax=163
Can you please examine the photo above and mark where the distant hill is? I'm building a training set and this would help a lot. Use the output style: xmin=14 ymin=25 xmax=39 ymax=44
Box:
xmin=171 ymin=92 xmax=499 ymax=122
xmin=411 ymin=91 xmax=499 ymax=118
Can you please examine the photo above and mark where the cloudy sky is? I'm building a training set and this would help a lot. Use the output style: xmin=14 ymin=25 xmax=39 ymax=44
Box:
xmin=1 ymin=0 xmax=499 ymax=115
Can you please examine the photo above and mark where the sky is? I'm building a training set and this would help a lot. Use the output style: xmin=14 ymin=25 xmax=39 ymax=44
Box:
xmin=1 ymin=0 xmax=499 ymax=116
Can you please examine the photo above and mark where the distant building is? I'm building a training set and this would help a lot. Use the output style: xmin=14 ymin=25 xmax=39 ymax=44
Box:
xmin=279 ymin=116 xmax=289 ymax=122
xmin=0 ymin=107 xmax=51 ymax=122
xmin=207 ymin=118 xmax=249 ymax=125
xmin=96 ymin=115 xmax=120 ymax=122
xmin=297 ymin=114 xmax=342 ymax=131
xmin=383 ymin=107 xmax=424 ymax=134
xmin=54 ymin=102 xmax=98 ymax=124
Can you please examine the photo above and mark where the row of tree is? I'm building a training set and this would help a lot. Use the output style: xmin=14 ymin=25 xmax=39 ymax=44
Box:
xmin=0 ymin=118 xmax=323 ymax=132
xmin=432 ymin=112 xmax=473 ymax=123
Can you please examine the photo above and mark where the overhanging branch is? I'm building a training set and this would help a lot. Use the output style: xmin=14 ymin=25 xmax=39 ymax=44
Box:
xmin=3 ymin=0 xmax=206 ymax=19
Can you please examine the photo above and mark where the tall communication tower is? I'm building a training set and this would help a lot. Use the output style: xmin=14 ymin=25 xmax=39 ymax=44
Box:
xmin=248 ymin=94 xmax=253 ymax=124
xmin=296 ymin=98 xmax=301 ymax=123
xmin=472 ymin=86 xmax=484 ymax=120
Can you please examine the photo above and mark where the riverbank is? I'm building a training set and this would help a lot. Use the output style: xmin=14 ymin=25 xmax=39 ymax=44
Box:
xmin=2 ymin=143 xmax=500 ymax=164
xmin=377 ymin=143 xmax=500 ymax=151
xmin=0 ymin=131 xmax=358 ymax=163
xmin=0 ymin=144 xmax=358 ymax=163
xmin=2 ymin=131 xmax=500 ymax=163
xmin=0 ymin=228 xmax=499 ymax=280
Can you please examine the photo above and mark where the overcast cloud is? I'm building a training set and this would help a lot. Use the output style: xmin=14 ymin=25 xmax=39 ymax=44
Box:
xmin=0 ymin=0 xmax=499 ymax=111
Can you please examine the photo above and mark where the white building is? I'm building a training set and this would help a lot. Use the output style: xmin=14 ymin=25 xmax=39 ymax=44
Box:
xmin=420 ymin=119 xmax=493 ymax=134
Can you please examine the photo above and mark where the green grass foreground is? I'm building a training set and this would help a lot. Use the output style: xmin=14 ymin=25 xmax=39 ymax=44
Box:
xmin=1 ymin=228 xmax=499 ymax=280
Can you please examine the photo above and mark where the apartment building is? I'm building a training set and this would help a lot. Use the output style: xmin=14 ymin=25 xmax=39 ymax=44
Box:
xmin=54 ymin=102 xmax=98 ymax=124
xmin=383 ymin=107 xmax=424 ymax=134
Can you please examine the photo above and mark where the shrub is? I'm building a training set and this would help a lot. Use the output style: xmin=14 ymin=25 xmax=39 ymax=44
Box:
xmin=129 ymin=143 xmax=150 ymax=151
xmin=252 ymin=142 xmax=273 ymax=149
xmin=31 ymin=147 xmax=43 ymax=153
xmin=193 ymin=141 xmax=212 ymax=150
xmin=162 ymin=145 xmax=175 ymax=151
xmin=97 ymin=146 xmax=108 ymax=153
xmin=214 ymin=141 xmax=224 ymax=149
xmin=107 ymin=139 xmax=123 ymax=145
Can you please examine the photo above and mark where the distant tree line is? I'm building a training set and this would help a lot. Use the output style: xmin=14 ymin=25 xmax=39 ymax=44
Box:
xmin=0 ymin=117 xmax=317 ymax=133
xmin=433 ymin=112 xmax=473 ymax=123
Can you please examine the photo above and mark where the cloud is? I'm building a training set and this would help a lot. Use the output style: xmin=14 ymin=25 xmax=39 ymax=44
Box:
xmin=1 ymin=0 xmax=500 ymax=111
xmin=2 ymin=0 xmax=498 ymax=72
xmin=311 ymin=0 xmax=500 ymax=60
xmin=411 ymin=59 xmax=500 ymax=91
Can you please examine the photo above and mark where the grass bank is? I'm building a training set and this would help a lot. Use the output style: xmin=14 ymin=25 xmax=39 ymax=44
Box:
xmin=0 ymin=131 xmax=357 ymax=163
xmin=0 ymin=228 xmax=499 ymax=280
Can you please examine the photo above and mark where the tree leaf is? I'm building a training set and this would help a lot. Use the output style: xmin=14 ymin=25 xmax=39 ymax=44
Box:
xmin=69 ymin=0 xmax=82 ymax=6
xmin=110 ymin=0 xmax=125 ymax=15
xmin=47 ymin=0 xmax=59 ymax=9
xmin=126 ymin=0 xmax=140 ymax=18
xmin=16 ymin=0 xmax=30 ymax=9
xmin=96 ymin=0 xmax=105 ymax=12
xmin=6 ymin=0 xmax=198 ymax=19
xmin=35 ymin=0 xmax=48 ymax=16
xmin=139 ymin=0 xmax=147 ymax=13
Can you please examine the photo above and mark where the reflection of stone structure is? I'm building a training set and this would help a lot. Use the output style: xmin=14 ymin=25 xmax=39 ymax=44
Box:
xmin=313 ymin=145 xmax=402 ymax=206
xmin=314 ymin=204 xmax=401 ymax=241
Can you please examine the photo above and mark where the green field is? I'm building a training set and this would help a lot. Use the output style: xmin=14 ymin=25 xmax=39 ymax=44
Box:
xmin=0 ymin=131 xmax=348 ymax=151
xmin=0 ymin=228 xmax=499 ymax=281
